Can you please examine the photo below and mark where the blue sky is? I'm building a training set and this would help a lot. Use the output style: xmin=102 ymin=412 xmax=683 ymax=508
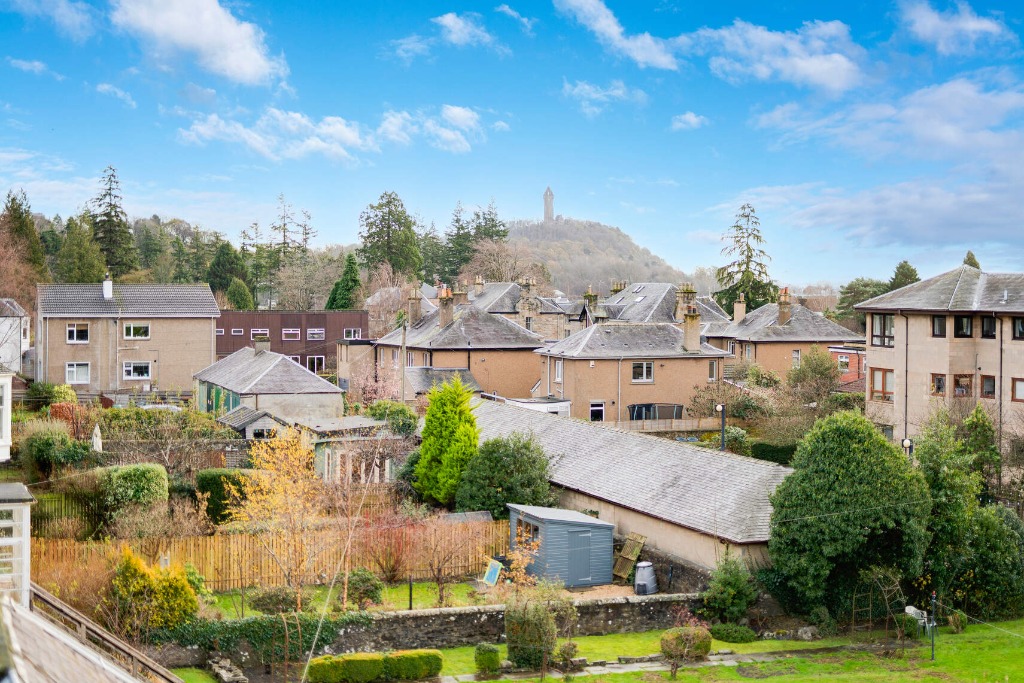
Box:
xmin=2 ymin=0 xmax=1023 ymax=286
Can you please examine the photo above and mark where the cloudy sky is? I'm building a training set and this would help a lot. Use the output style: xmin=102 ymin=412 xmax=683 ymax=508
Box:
xmin=2 ymin=0 xmax=1023 ymax=285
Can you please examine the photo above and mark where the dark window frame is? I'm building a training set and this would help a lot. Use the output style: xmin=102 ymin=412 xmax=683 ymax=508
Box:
xmin=1013 ymin=317 xmax=1024 ymax=340
xmin=871 ymin=314 xmax=895 ymax=347
xmin=981 ymin=317 xmax=997 ymax=339
xmin=981 ymin=375 xmax=996 ymax=399
xmin=953 ymin=374 xmax=973 ymax=397
xmin=931 ymin=315 xmax=946 ymax=338
xmin=954 ymin=316 xmax=973 ymax=338
xmin=931 ymin=373 xmax=946 ymax=396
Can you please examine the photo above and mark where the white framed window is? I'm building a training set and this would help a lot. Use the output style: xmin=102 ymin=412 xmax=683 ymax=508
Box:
xmin=728 ymin=341 xmax=736 ymax=355
xmin=344 ymin=328 xmax=361 ymax=340
xmin=708 ymin=360 xmax=718 ymax=382
xmin=407 ymin=351 xmax=414 ymax=366
xmin=837 ymin=354 xmax=850 ymax=372
xmin=390 ymin=349 xmax=399 ymax=367
xmin=282 ymin=328 xmax=301 ymax=341
xmin=792 ymin=349 xmax=801 ymax=368
xmin=66 ymin=323 xmax=89 ymax=344
xmin=251 ymin=328 xmax=269 ymax=340
xmin=745 ymin=344 xmax=753 ymax=360
xmin=65 ymin=362 xmax=90 ymax=385
xmin=231 ymin=328 xmax=243 ymax=336
xmin=589 ymin=402 xmax=605 ymax=422
xmin=216 ymin=328 xmax=225 ymax=336
xmin=631 ymin=361 xmax=654 ymax=383
xmin=288 ymin=355 xmax=301 ymax=363
xmin=122 ymin=361 xmax=151 ymax=380
xmin=307 ymin=328 xmax=325 ymax=341
xmin=307 ymin=356 xmax=325 ymax=373
xmin=554 ymin=358 xmax=563 ymax=383
xmin=422 ymin=352 xmax=430 ymax=365
xmin=21 ymin=319 xmax=28 ymax=342
xmin=123 ymin=322 xmax=150 ymax=340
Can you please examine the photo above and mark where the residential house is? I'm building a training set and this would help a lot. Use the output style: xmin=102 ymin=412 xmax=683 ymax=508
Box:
xmin=468 ymin=278 xmax=589 ymax=341
xmin=856 ymin=264 xmax=1024 ymax=446
xmin=216 ymin=310 xmax=369 ymax=374
xmin=366 ymin=287 xmax=436 ymax=339
xmin=474 ymin=399 xmax=791 ymax=569
xmin=534 ymin=284 xmax=729 ymax=422
xmin=35 ymin=278 xmax=219 ymax=396
xmin=0 ymin=299 xmax=29 ymax=375
xmin=193 ymin=343 xmax=344 ymax=422
xmin=829 ymin=343 xmax=867 ymax=383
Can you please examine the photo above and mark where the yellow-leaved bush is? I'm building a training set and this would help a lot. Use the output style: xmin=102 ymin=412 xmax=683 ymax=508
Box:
xmin=109 ymin=547 xmax=198 ymax=639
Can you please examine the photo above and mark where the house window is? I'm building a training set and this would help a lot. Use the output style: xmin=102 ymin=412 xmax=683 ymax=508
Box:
xmin=288 ymin=356 xmax=301 ymax=363
xmin=981 ymin=375 xmax=996 ymax=399
xmin=422 ymin=352 xmax=430 ymax=365
xmin=634 ymin=296 xmax=645 ymax=302
xmin=216 ymin=328 xmax=224 ymax=336
xmin=516 ymin=518 xmax=539 ymax=542
xmin=251 ymin=328 xmax=269 ymax=340
xmin=231 ymin=328 xmax=243 ymax=336
xmin=554 ymin=359 xmax=563 ymax=382
xmin=123 ymin=322 xmax=150 ymax=340
xmin=1014 ymin=318 xmax=1024 ymax=340
xmin=525 ymin=316 xmax=533 ymax=331
xmin=792 ymin=349 xmax=802 ymax=368
xmin=252 ymin=428 xmax=277 ymax=440
xmin=66 ymin=323 xmax=89 ymax=344
xmin=589 ymin=401 xmax=605 ymax=422
xmin=708 ymin=360 xmax=718 ymax=382
xmin=307 ymin=328 xmax=325 ymax=341
xmin=953 ymin=316 xmax=973 ymax=338
xmin=837 ymin=355 xmax=850 ymax=372
xmin=932 ymin=316 xmax=946 ymax=337
xmin=564 ymin=329 xmax=571 ymax=338
xmin=728 ymin=341 xmax=736 ymax=355
xmin=931 ymin=374 xmax=946 ymax=396
xmin=21 ymin=319 xmax=28 ymax=341
xmin=880 ymin=424 xmax=895 ymax=440
xmin=344 ymin=328 xmax=361 ymax=340
xmin=65 ymin=362 xmax=90 ymax=385
xmin=953 ymin=374 xmax=972 ymax=397
xmin=632 ymin=361 xmax=654 ymax=383
xmin=632 ymin=285 xmax=645 ymax=293
xmin=282 ymin=328 xmax=301 ymax=341
xmin=122 ymin=361 xmax=151 ymax=380
xmin=745 ymin=344 xmax=753 ymax=360
xmin=390 ymin=349 xmax=398 ymax=367
xmin=870 ymin=368 xmax=894 ymax=402
xmin=1013 ymin=378 xmax=1024 ymax=402
xmin=407 ymin=351 xmax=414 ymax=366
xmin=981 ymin=317 xmax=997 ymax=339
xmin=307 ymin=356 xmax=325 ymax=373
xmin=871 ymin=314 xmax=895 ymax=347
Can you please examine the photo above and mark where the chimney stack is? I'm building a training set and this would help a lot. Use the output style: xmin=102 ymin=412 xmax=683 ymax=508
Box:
xmin=778 ymin=288 xmax=791 ymax=326
xmin=609 ymin=280 xmax=626 ymax=295
xmin=474 ymin=275 xmax=484 ymax=296
xmin=583 ymin=284 xmax=598 ymax=308
xmin=520 ymin=276 xmax=533 ymax=295
xmin=253 ymin=336 xmax=270 ymax=354
xmin=683 ymin=303 xmax=702 ymax=353
xmin=438 ymin=285 xmax=454 ymax=328
xmin=733 ymin=292 xmax=746 ymax=323
xmin=407 ymin=289 xmax=422 ymax=326
xmin=675 ymin=282 xmax=697 ymax=322
xmin=102 ymin=273 xmax=113 ymax=300
xmin=453 ymin=281 xmax=469 ymax=305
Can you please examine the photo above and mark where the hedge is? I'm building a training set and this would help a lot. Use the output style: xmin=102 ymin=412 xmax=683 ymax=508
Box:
xmin=306 ymin=650 xmax=444 ymax=683
xmin=474 ymin=644 xmax=501 ymax=675
xmin=96 ymin=463 xmax=169 ymax=519
xmin=23 ymin=430 xmax=91 ymax=480
xmin=195 ymin=468 xmax=252 ymax=524
xmin=749 ymin=441 xmax=798 ymax=466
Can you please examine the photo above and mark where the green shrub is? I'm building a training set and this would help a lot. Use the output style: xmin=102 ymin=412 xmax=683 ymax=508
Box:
xmin=947 ymin=608 xmax=967 ymax=633
xmin=893 ymin=613 xmax=922 ymax=640
xmin=184 ymin=563 xmax=211 ymax=600
xmin=97 ymin=463 xmax=169 ymax=520
xmin=701 ymin=553 xmax=758 ymax=623
xmin=195 ymin=468 xmax=251 ymax=524
xmin=724 ymin=426 xmax=751 ymax=456
xmin=346 ymin=567 xmax=384 ymax=607
xmin=151 ymin=566 xmax=201 ymax=630
xmin=51 ymin=384 xmax=78 ymax=404
xmin=505 ymin=598 xmax=557 ymax=669
xmin=250 ymin=586 xmax=306 ymax=614
xmin=26 ymin=382 xmax=63 ymax=408
xmin=23 ymin=429 xmax=73 ymax=479
xmin=308 ymin=655 xmax=345 ymax=683
xmin=339 ymin=652 xmax=385 ymax=683
xmin=709 ymin=623 xmax=756 ymax=643
xmin=554 ymin=641 xmax=579 ymax=670
xmin=384 ymin=650 xmax=443 ymax=680
xmin=474 ymin=643 xmax=501 ymax=675
xmin=749 ymin=441 xmax=798 ymax=465
xmin=110 ymin=547 xmax=197 ymax=638
xmin=366 ymin=400 xmax=418 ymax=437
xmin=808 ymin=605 xmax=838 ymax=637
xmin=661 ymin=626 xmax=712 ymax=677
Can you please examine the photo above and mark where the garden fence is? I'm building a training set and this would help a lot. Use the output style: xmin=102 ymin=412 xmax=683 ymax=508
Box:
xmin=31 ymin=492 xmax=105 ymax=537
xmin=32 ymin=520 xmax=510 ymax=591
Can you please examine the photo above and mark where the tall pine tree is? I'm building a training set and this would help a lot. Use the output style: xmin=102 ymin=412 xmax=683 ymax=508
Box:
xmin=1 ymin=190 xmax=45 ymax=277
xmin=356 ymin=191 xmax=422 ymax=277
xmin=54 ymin=213 xmax=106 ymax=283
xmin=326 ymin=253 xmax=361 ymax=309
xmin=207 ymin=241 xmax=249 ymax=293
xmin=442 ymin=201 xmax=474 ymax=284
xmin=714 ymin=203 xmax=778 ymax=316
xmin=91 ymin=166 xmax=139 ymax=278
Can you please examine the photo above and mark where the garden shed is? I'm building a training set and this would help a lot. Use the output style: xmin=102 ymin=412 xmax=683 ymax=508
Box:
xmin=508 ymin=504 xmax=613 ymax=588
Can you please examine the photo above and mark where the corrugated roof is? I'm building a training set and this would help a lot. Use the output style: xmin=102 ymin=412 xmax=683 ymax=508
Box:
xmin=474 ymin=400 xmax=791 ymax=544
xmin=194 ymin=347 xmax=343 ymax=395
xmin=712 ymin=303 xmax=861 ymax=343
xmin=856 ymin=265 xmax=1024 ymax=313
xmin=38 ymin=283 xmax=219 ymax=318
xmin=508 ymin=504 xmax=614 ymax=527
xmin=539 ymin=323 xmax=729 ymax=359
xmin=378 ymin=304 xmax=544 ymax=350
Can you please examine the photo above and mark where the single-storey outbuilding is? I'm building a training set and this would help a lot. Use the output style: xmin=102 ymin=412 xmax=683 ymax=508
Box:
xmin=508 ymin=504 xmax=614 ymax=588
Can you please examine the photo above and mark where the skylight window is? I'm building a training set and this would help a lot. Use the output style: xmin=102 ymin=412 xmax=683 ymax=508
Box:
xmin=632 ymin=285 xmax=645 ymax=293
xmin=635 ymin=296 xmax=646 ymax=302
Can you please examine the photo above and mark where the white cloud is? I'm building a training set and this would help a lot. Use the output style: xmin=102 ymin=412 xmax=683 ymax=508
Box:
xmin=6 ymin=57 xmax=64 ymax=80
xmin=431 ymin=12 xmax=502 ymax=50
xmin=110 ymin=0 xmax=288 ymax=86
xmin=495 ymin=4 xmax=536 ymax=34
xmin=441 ymin=105 xmax=481 ymax=131
xmin=377 ymin=111 xmax=418 ymax=145
xmin=670 ymin=111 xmax=708 ymax=130
xmin=422 ymin=120 xmax=472 ymax=154
xmin=562 ymin=78 xmax=647 ymax=117
xmin=687 ymin=19 xmax=865 ymax=93
xmin=391 ymin=34 xmax=434 ymax=63
xmin=96 ymin=83 xmax=137 ymax=109
xmin=492 ymin=120 xmax=511 ymax=132
xmin=900 ymin=1 xmax=1015 ymax=55
xmin=554 ymin=0 xmax=676 ymax=69
xmin=180 ymin=82 xmax=216 ymax=105
xmin=8 ymin=0 xmax=95 ymax=41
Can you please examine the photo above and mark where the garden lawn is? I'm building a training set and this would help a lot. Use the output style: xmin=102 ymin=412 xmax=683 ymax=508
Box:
xmin=171 ymin=668 xmax=217 ymax=683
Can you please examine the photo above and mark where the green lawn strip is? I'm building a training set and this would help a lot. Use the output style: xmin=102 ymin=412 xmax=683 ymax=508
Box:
xmin=171 ymin=668 xmax=218 ymax=683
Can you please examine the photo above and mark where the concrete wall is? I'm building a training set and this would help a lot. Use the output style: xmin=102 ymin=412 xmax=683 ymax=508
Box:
xmin=242 ymin=392 xmax=345 ymax=423
xmin=38 ymin=315 xmax=216 ymax=393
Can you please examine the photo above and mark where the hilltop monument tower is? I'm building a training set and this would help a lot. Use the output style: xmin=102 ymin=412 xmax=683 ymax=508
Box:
xmin=543 ymin=186 xmax=554 ymax=221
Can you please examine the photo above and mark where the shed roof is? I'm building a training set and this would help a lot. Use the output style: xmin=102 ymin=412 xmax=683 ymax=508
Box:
xmin=38 ymin=283 xmax=219 ymax=318
xmin=508 ymin=504 xmax=614 ymax=527
xmin=217 ymin=405 xmax=287 ymax=431
xmin=0 ymin=483 xmax=33 ymax=505
xmin=856 ymin=264 xmax=1024 ymax=313
xmin=404 ymin=367 xmax=481 ymax=394
xmin=194 ymin=347 xmax=343 ymax=395
xmin=475 ymin=400 xmax=790 ymax=544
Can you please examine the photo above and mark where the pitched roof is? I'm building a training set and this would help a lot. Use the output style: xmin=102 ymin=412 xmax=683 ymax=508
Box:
xmin=217 ymin=405 xmax=287 ymax=430
xmin=38 ymin=283 xmax=219 ymax=318
xmin=378 ymin=304 xmax=544 ymax=350
xmin=598 ymin=283 xmax=677 ymax=323
xmin=0 ymin=299 xmax=25 ymax=318
xmin=473 ymin=400 xmax=791 ymax=544
xmin=855 ymin=265 xmax=1024 ymax=313
xmin=711 ymin=303 xmax=861 ymax=343
xmin=194 ymin=347 xmax=343 ymax=395
xmin=470 ymin=282 xmax=521 ymax=313
xmin=697 ymin=295 xmax=730 ymax=321
xmin=539 ymin=323 xmax=729 ymax=359
xmin=404 ymin=367 xmax=481 ymax=395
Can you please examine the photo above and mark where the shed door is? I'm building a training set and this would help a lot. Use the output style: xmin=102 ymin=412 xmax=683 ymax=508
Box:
xmin=567 ymin=530 xmax=591 ymax=584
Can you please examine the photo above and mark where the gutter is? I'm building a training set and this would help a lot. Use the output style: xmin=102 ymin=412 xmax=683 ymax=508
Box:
xmin=899 ymin=310 xmax=909 ymax=440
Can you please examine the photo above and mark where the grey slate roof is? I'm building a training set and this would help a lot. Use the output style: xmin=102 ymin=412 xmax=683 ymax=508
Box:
xmin=509 ymin=504 xmax=614 ymax=527
xmin=697 ymin=296 xmax=730 ymax=321
xmin=378 ymin=304 xmax=544 ymax=350
xmin=855 ymin=265 xmax=1024 ymax=313
xmin=470 ymin=282 xmax=521 ymax=313
xmin=194 ymin=347 xmax=343 ymax=395
xmin=0 ymin=298 xmax=25 ymax=318
xmin=38 ymin=283 xmax=219 ymax=318
xmin=217 ymin=405 xmax=286 ymax=430
xmin=474 ymin=400 xmax=791 ymax=544
xmin=598 ymin=283 xmax=677 ymax=323
xmin=404 ymin=367 xmax=481 ymax=394
xmin=711 ymin=303 xmax=861 ymax=344
xmin=539 ymin=323 xmax=730 ymax=359
xmin=293 ymin=415 xmax=384 ymax=433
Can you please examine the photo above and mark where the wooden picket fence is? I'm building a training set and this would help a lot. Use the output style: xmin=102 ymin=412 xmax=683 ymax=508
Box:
xmin=32 ymin=520 xmax=510 ymax=591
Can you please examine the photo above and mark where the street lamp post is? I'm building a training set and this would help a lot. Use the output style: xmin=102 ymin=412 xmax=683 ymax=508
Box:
xmin=715 ymin=403 xmax=726 ymax=451
xmin=902 ymin=438 xmax=914 ymax=460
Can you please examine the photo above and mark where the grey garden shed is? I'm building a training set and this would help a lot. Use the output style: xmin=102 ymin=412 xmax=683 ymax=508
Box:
xmin=508 ymin=504 xmax=614 ymax=588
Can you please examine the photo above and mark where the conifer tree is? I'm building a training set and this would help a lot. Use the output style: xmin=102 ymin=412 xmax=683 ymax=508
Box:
xmin=326 ymin=253 xmax=361 ymax=309
xmin=442 ymin=201 xmax=475 ymax=283
xmin=91 ymin=166 xmax=139 ymax=277
xmin=226 ymin=277 xmax=256 ymax=310
xmin=714 ymin=203 xmax=778 ymax=316
xmin=0 ymin=189 xmax=45 ymax=276
xmin=888 ymin=260 xmax=920 ymax=291
xmin=963 ymin=250 xmax=981 ymax=268
xmin=207 ymin=241 xmax=249 ymax=293
xmin=54 ymin=213 xmax=106 ymax=283
xmin=415 ymin=375 xmax=479 ymax=506
xmin=357 ymin=191 xmax=422 ymax=277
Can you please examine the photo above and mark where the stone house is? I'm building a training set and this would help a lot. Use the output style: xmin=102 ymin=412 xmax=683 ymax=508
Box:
xmin=468 ymin=278 xmax=588 ymax=342
xmin=35 ymin=278 xmax=219 ymax=396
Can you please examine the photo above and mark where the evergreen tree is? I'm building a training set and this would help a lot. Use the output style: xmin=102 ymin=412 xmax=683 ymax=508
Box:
xmin=225 ymin=277 xmax=256 ymax=310
xmin=469 ymin=199 xmax=508 ymax=242
xmin=207 ymin=241 xmax=249 ymax=293
xmin=414 ymin=375 xmax=479 ymax=506
xmin=39 ymin=214 xmax=64 ymax=258
xmin=53 ymin=213 xmax=106 ymax=283
xmin=91 ymin=166 xmax=139 ymax=277
xmin=1 ymin=189 xmax=45 ymax=276
xmin=326 ymin=253 xmax=361 ymax=309
xmin=356 ymin=191 xmax=422 ymax=277
xmin=442 ymin=202 xmax=475 ymax=283
xmin=963 ymin=250 xmax=981 ymax=268
xmin=455 ymin=432 xmax=553 ymax=519
xmin=888 ymin=260 xmax=920 ymax=291
xmin=836 ymin=277 xmax=889 ymax=330
xmin=714 ymin=203 xmax=779 ymax=316
xmin=171 ymin=237 xmax=192 ymax=283
xmin=418 ymin=223 xmax=446 ymax=284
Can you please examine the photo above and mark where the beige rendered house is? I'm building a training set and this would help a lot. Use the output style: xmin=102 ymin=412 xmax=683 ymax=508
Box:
xmin=35 ymin=278 xmax=219 ymax=396
xmin=856 ymin=264 xmax=1024 ymax=446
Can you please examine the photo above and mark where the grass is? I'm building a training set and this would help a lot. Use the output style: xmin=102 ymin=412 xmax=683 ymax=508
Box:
xmin=171 ymin=668 xmax=217 ymax=683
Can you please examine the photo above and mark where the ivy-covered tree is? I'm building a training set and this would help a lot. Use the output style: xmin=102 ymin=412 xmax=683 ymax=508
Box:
xmin=455 ymin=432 xmax=554 ymax=519
xmin=963 ymin=250 xmax=981 ymax=268
xmin=326 ymin=253 xmax=361 ymax=310
xmin=414 ymin=375 xmax=479 ymax=506
xmin=714 ymin=204 xmax=779 ymax=316
xmin=225 ymin=277 xmax=256 ymax=310
xmin=207 ymin=241 xmax=249 ymax=293
xmin=888 ymin=260 xmax=920 ymax=291
xmin=767 ymin=411 xmax=931 ymax=615
xmin=357 ymin=191 xmax=422 ymax=278
xmin=53 ymin=213 xmax=106 ymax=283
xmin=0 ymin=189 xmax=45 ymax=276
xmin=91 ymin=166 xmax=139 ymax=278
